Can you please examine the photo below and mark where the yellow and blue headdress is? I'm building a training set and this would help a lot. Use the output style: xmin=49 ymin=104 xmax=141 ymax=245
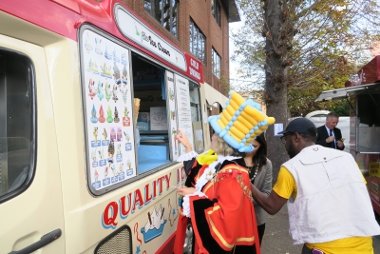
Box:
xmin=209 ymin=91 xmax=275 ymax=153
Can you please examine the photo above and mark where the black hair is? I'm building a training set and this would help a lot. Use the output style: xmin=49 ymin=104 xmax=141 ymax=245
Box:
xmin=243 ymin=133 xmax=267 ymax=170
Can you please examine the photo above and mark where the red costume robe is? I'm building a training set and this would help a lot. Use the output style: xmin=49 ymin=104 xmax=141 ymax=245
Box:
xmin=173 ymin=157 xmax=261 ymax=254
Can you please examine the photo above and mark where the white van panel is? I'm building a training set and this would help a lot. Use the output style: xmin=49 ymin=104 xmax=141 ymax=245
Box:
xmin=0 ymin=33 xmax=65 ymax=253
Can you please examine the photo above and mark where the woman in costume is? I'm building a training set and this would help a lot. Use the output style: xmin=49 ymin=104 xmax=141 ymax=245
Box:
xmin=173 ymin=91 xmax=275 ymax=254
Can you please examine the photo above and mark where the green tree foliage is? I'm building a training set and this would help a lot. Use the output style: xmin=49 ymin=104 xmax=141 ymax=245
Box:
xmin=233 ymin=0 xmax=380 ymax=117
xmin=232 ymin=0 xmax=380 ymax=175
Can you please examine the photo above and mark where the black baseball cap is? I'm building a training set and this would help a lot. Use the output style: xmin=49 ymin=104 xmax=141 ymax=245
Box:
xmin=279 ymin=117 xmax=316 ymax=137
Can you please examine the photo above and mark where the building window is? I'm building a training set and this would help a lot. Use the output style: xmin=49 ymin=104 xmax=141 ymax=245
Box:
xmin=211 ymin=0 xmax=221 ymax=26
xmin=144 ymin=0 xmax=178 ymax=37
xmin=212 ymin=48 xmax=221 ymax=78
xmin=189 ymin=19 xmax=206 ymax=63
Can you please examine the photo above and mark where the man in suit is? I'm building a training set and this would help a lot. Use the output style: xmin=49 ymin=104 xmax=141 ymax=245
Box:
xmin=316 ymin=112 xmax=345 ymax=150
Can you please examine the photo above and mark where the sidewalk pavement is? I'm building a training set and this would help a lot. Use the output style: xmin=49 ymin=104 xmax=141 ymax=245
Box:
xmin=261 ymin=206 xmax=380 ymax=254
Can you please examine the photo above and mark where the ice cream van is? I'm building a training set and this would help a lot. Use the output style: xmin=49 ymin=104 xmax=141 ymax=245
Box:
xmin=316 ymin=55 xmax=380 ymax=217
xmin=0 ymin=0 xmax=227 ymax=253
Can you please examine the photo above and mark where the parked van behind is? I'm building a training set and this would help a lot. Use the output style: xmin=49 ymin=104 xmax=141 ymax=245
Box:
xmin=316 ymin=56 xmax=380 ymax=217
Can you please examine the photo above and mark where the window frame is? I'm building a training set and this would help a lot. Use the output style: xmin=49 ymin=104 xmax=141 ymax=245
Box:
xmin=79 ymin=26 xmax=139 ymax=195
xmin=211 ymin=0 xmax=221 ymax=26
xmin=0 ymin=48 xmax=36 ymax=204
xmin=189 ymin=19 xmax=206 ymax=64
xmin=212 ymin=48 xmax=221 ymax=79
xmin=144 ymin=0 xmax=179 ymax=37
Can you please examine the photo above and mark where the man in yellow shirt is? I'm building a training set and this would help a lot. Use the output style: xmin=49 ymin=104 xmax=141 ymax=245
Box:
xmin=251 ymin=117 xmax=380 ymax=254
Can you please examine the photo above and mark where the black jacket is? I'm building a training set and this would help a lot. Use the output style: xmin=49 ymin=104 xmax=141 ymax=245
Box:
xmin=316 ymin=125 xmax=345 ymax=150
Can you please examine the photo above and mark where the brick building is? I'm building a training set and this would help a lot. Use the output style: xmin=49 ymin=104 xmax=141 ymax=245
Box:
xmin=122 ymin=0 xmax=240 ymax=94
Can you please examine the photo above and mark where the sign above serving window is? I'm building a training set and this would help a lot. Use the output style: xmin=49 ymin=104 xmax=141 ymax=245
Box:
xmin=114 ymin=5 xmax=187 ymax=72
xmin=184 ymin=53 xmax=204 ymax=83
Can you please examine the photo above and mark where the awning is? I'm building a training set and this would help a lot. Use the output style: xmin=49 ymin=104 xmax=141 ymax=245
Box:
xmin=200 ymin=83 xmax=228 ymax=107
xmin=315 ymin=83 xmax=380 ymax=102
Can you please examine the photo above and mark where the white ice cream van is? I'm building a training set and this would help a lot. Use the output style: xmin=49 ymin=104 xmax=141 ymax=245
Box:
xmin=0 ymin=0 xmax=227 ymax=253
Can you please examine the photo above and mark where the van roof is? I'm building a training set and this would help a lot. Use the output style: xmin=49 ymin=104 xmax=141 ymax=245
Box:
xmin=305 ymin=110 xmax=330 ymax=118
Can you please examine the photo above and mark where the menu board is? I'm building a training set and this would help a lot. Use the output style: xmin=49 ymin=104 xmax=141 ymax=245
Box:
xmin=166 ymin=71 xmax=179 ymax=160
xmin=150 ymin=107 xmax=168 ymax=131
xmin=174 ymin=74 xmax=194 ymax=156
xmin=81 ymin=29 xmax=136 ymax=193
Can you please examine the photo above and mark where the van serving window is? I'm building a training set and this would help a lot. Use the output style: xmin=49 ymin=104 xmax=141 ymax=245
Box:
xmin=133 ymin=54 xmax=170 ymax=174
xmin=0 ymin=50 xmax=34 ymax=202
xmin=80 ymin=27 xmax=204 ymax=195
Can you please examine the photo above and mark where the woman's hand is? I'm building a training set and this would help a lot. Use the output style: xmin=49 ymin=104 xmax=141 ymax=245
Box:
xmin=175 ymin=129 xmax=193 ymax=152
xmin=177 ymin=186 xmax=196 ymax=196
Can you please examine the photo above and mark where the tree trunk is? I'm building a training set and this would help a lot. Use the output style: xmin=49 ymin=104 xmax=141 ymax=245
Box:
xmin=263 ymin=0 xmax=294 ymax=182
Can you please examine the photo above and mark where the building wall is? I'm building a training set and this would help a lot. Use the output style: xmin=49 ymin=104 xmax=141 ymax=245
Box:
xmin=121 ymin=0 xmax=234 ymax=95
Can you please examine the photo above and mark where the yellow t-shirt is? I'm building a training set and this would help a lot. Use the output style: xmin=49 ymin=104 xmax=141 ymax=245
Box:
xmin=273 ymin=166 xmax=374 ymax=254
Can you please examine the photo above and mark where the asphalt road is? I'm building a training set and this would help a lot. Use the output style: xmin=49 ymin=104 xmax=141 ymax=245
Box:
xmin=260 ymin=206 xmax=380 ymax=254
